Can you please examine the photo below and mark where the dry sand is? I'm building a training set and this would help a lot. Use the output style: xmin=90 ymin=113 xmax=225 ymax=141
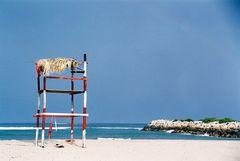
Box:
xmin=0 ymin=139 xmax=239 ymax=161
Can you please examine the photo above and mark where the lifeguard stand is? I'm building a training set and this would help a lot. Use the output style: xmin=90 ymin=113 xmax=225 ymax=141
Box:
xmin=34 ymin=52 xmax=88 ymax=148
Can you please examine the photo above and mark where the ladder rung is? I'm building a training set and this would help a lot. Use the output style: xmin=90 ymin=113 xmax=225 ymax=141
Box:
xmin=71 ymin=70 xmax=85 ymax=73
xmin=46 ymin=76 xmax=87 ymax=81
xmin=38 ymin=89 xmax=84 ymax=94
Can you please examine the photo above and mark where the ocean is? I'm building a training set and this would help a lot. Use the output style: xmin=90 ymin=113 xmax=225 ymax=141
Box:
xmin=0 ymin=123 xmax=239 ymax=141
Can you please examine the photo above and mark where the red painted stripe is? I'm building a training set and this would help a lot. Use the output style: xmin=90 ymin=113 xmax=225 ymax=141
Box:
xmin=71 ymin=73 xmax=74 ymax=130
xmin=46 ymin=76 xmax=87 ymax=81
xmin=42 ymin=117 xmax=46 ymax=130
xmin=36 ymin=118 xmax=39 ymax=128
xmin=43 ymin=77 xmax=46 ymax=90
xmin=48 ymin=121 xmax=53 ymax=139
xmin=83 ymin=117 xmax=86 ymax=130
xmin=36 ymin=109 xmax=40 ymax=127
xmin=35 ymin=63 xmax=41 ymax=77
xmin=71 ymin=117 xmax=74 ymax=130
xmin=84 ymin=79 xmax=87 ymax=91
xmin=42 ymin=108 xmax=47 ymax=130
xmin=83 ymin=108 xmax=87 ymax=114
xmin=82 ymin=108 xmax=87 ymax=130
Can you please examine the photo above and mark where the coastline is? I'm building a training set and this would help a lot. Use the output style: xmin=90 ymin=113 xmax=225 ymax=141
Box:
xmin=0 ymin=139 xmax=239 ymax=161
xmin=1 ymin=122 xmax=240 ymax=141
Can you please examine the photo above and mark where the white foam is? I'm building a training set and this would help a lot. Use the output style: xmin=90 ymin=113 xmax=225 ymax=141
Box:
xmin=198 ymin=133 xmax=210 ymax=137
xmin=0 ymin=127 xmax=70 ymax=130
xmin=97 ymin=137 xmax=131 ymax=140
xmin=56 ymin=123 xmax=68 ymax=125
xmin=91 ymin=127 xmax=142 ymax=130
xmin=165 ymin=130 xmax=175 ymax=133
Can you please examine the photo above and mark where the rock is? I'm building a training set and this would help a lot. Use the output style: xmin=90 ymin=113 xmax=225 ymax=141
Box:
xmin=142 ymin=119 xmax=240 ymax=138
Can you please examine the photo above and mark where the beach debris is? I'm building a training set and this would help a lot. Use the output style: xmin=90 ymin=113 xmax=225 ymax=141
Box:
xmin=55 ymin=143 xmax=64 ymax=148
xmin=65 ymin=139 xmax=75 ymax=143
xmin=36 ymin=57 xmax=82 ymax=76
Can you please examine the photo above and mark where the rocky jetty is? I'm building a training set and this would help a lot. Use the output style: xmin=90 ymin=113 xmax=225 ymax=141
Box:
xmin=142 ymin=119 xmax=240 ymax=138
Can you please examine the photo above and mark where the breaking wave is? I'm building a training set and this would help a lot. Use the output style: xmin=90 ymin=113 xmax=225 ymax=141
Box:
xmin=97 ymin=137 xmax=131 ymax=140
xmin=0 ymin=127 xmax=70 ymax=130
xmin=90 ymin=127 xmax=142 ymax=130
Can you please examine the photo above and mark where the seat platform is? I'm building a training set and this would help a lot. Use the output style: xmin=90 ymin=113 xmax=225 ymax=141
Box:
xmin=34 ymin=112 xmax=88 ymax=118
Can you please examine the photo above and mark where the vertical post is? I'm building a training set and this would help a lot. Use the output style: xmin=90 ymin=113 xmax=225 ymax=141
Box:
xmin=35 ymin=64 xmax=41 ymax=146
xmin=70 ymin=68 xmax=74 ymax=142
xmin=48 ymin=119 xmax=53 ymax=140
xmin=82 ymin=51 xmax=87 ymax=148
xmin=41 ymin=76 xmax=47 ymax=147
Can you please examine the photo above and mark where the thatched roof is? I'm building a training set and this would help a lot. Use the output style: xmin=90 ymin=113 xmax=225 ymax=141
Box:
xmin=36 ymin=57 xmax=82 ymax=75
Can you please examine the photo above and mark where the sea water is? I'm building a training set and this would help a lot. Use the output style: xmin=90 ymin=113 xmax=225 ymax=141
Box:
xmin=0 ymin=123 xmax=239 ymax=140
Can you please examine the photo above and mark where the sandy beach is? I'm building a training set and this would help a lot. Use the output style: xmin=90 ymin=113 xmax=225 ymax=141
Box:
xmin=0 ymin=139 xmax=239 ymax=161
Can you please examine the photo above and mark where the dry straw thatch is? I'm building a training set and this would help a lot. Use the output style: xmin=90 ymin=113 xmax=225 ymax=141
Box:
xmin=36 ymin=57 xmax=82 ymax=75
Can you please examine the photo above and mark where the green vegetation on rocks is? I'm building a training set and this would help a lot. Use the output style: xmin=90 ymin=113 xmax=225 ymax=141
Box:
xmin=183 ymin=118 xmax=193 ymax=122
xmin=200 ymin=117 xmax=236 ymax=123
xmin=173 ymin=117 xmax=236 ymax=123
xmin=218 ymin=118 xmax=236 ymax=123
xmin=200 ymin=117 xmax=218 ymax=123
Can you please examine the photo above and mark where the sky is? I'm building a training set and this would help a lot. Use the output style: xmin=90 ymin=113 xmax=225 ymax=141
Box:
xmin=0 ymin=0 xmax=240 ymax=123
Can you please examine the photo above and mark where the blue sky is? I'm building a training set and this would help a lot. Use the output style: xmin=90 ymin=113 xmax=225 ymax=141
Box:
xmin=0 ymin=0 xmax=240 ymax=123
